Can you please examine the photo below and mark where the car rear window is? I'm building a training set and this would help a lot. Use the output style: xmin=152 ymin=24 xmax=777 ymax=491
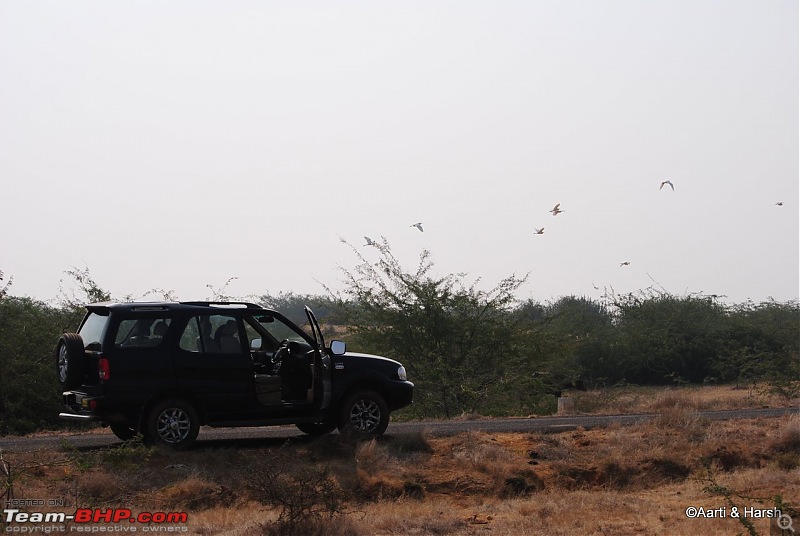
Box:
xmin=79 ymin=312 xmax=109 ymax=349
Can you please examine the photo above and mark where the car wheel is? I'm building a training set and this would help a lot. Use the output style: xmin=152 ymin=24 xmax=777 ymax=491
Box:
xmin=109 ymin=422 xmax=137 ymax=441
xmin=338 ymin=390 xmax=389 ymax=441
xmin=145 ymin=399 xmax=199 ymax=449
xmin=296 ymin=421 xmax=337 ymax=436
xmin=55 ymin=333 xmax=85 ymax=390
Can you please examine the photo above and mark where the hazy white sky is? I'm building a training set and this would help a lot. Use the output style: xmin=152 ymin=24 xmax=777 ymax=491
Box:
xmin=1 ymin=0 xmax=797 ymax=306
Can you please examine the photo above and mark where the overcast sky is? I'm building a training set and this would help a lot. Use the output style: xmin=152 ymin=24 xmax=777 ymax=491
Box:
xmin=1 ymin=1 xmax=797 ymax=307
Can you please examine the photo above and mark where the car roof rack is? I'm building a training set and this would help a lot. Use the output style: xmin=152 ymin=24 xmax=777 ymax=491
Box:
xmin=180 ymin=301 xmax=262 ymax=309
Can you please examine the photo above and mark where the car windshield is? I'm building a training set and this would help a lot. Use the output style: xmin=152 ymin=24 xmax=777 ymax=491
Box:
xmin=248 ymin=313 xmax=309 ymax=346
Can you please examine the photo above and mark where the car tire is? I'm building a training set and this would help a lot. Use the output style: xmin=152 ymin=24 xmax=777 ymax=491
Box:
xmin=145 ymin=399 xmax=200 ymax=449
xmin=296 ymin=421 xmax=337 ymax=436
xmin=109 ymin=422 xmax=137 ymax=441
xmin=55 ymin=333 xmax=85 ymax=390
xmin=338 ymin=390 xmax=389 ymax=441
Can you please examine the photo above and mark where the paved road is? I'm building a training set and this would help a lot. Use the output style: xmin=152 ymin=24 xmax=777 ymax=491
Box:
xmin=0 ymin=407 xmax=795 ymax=452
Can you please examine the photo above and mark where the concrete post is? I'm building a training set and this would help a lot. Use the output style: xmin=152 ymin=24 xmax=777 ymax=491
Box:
xmin=557 ymin=396 xmax=574 ymax=415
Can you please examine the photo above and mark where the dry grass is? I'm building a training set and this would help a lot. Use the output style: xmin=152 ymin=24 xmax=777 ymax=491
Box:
xmin=567 ymin=383 xmax=798 ymax=415
xmin=2 ymin=392 xmax=797 ymax=535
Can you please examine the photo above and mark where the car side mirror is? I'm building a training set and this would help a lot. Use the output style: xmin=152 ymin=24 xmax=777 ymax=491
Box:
xmin=330 ymin=340 xmax=346 ymax=356
xmin=250 ymin=338 xmax=262 ymax=350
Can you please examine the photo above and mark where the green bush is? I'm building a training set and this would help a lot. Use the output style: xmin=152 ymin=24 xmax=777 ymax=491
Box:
xmin=0 ymin=297 xmax=83 ymax=434
xmin=331 ymin=240 xmax=532 ymax=418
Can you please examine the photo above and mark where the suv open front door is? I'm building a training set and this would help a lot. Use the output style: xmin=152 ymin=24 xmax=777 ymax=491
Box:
xmin=304 ymin=306 xmax=332 ymax=410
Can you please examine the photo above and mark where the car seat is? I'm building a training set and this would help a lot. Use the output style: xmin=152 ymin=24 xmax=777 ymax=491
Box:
xmin=216 ymin=320 xmax=241 ymax=353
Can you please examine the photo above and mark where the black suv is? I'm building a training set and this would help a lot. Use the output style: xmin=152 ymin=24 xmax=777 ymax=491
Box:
xmin=56 ymin=301 xmax=413 ymax=447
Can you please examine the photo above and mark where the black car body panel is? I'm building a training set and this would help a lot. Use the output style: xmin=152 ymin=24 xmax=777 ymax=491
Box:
xmin=331 ymin=352 xmax=414 ymax=411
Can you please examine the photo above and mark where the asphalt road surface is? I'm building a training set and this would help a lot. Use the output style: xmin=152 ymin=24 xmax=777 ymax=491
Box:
xmin=0 ymin=407 xmax=796 ymax=452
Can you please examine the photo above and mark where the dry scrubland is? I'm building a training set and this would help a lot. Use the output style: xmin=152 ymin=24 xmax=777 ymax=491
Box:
xmin=2 ymin=385 xmax=798 ymax=536
xmin=565 ymin=382 xmax=798 ymax=415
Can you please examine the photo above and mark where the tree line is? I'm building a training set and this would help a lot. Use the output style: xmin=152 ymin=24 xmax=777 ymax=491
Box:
xmin=324 ymin=242 xmax=798 ymax=418
xmin=0 ymin=250 xmax=797 ymax=434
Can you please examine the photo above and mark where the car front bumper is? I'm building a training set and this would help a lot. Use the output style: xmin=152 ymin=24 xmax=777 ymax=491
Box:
xmin=388 ymin=380 xmax=414 ymax=411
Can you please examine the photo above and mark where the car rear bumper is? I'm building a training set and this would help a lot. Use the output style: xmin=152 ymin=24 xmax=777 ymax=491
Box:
xmin=60 ymin=391 xmax=100 ymax=421
xmin=60 ymin=390 xmax=127 ymax=423
xmin=58 ymin=412 xmax=98 ymax=422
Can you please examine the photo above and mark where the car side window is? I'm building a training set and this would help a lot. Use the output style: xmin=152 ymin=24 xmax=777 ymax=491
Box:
xmin=179 ymin=315 xmax=241 ymax=354
xmin=115 ymin=318 xmax=171 ymax=348
xmin=243 ymin=321 xmax=263 ymax=350
xmin=179 ymin=317 xmax=201 ymax=352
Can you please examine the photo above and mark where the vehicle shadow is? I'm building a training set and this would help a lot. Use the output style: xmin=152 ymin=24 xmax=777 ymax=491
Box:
xmin=192 ymin=434 xmax=324 ymax=450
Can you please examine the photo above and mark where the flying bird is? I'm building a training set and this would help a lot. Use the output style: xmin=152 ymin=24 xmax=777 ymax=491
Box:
xmin=534 ymin=228 xmax=544 ymax=235
xmin=410 ymin=222 xmax=424 ymax=232
xmin=550 ymin=204 xmax=563 ymax=216
xmin=776 ymin=202 xmax=783 ymax=206
xmin=620 ymin=261 xmax=630 ymax=267
xmin=363 ymin=236 xmax=376 ymax=246
xmin=659 ymin=180 xmax=675 ymax=191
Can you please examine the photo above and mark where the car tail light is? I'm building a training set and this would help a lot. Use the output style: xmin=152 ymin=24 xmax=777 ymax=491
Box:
xmin=98 ymin=357 xmax=110 ymax=381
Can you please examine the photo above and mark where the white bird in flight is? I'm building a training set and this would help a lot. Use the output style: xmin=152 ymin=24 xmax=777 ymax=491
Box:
xmin=534 ymin=228 xmax=545 ymax=235
xmin=550 ymin=204 xmax=563 ymax=216
xmin=410 ymin=222 xmax=424 ymax=232
xmin=659 ymin=180 xmax=675 ymax=191
xmin=364 ymin=236 xmax=376 ymax=246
